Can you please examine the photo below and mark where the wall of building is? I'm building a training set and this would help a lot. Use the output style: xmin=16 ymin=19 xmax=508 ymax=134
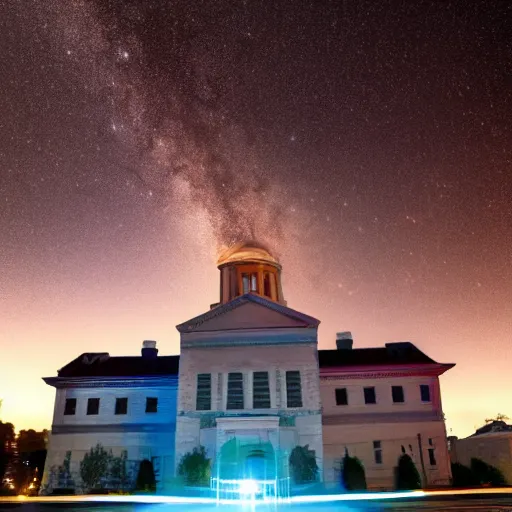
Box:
xmin=320 ymin=374 xmax=451 ymax=489
xmin=51 ymin=384 xmax=177 ymax=427
xmin=177 ymin=343 xmax=321 ymax=413
xmin=321 ymin=374 xmax=442 ymax=417
xmin=176 ymin=341 xmax=323 ymax=476
xmin=450 ymin=434 xmax=512 ymax=484
xmin=42 ymin=382 xmax=178 ymax=493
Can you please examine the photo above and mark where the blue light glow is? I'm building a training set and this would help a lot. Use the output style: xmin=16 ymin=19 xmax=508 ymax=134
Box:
xmin=237 ymin=479 xmax=259 ymax=496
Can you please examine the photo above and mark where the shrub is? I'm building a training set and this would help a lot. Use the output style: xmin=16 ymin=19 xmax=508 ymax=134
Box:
xmin=289 ymin=445 xmax=318 ymax=484
xmin=136 ymin=459 xmax=156 ymax=492
xmin=395 ymin=454 xmax=421 ymax=490
xmin=470 ymin=458 xmax=507 ymax=486
xmin=451 ymin=462 xmax=477 ymax=487
xmin=80 ymin=444 xmax=111 ymax=491
xmin=341 ymin=452 xmax=367 ymax=491
xmin=177 ymin=447 xmax=211 ymax=487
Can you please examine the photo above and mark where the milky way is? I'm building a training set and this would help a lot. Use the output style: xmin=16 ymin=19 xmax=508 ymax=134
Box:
xmin=30 ymin=0 xmax=290 ymax=252
xmin=1 ymin=0 xmax=511 ymax=436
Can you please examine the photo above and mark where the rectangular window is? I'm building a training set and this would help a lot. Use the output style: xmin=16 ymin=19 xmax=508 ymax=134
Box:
xmin=364 ymin=387 xmax=376 ymax=404
xmin=64 ymin=398 xmax=76 ymax=416
xmin=373 ymin=440 xmax=383 ymax=464
xmin=286 ymin=371 xmax=303 ymax=408
xmin=253 ymin=371 xmax=271 ymax=409
xmin=420 ymin=384 xmax=431 ymax=402
xmin=115 ymin=397 xmax=128 ymax=415
xmin=227 ymin=373 xmax=244 ymax=410
xmin=392 ymin=385 xmax=405 ymax=403
xmin=145 ymin=397 xmax=158 ymax=413
xmin=242 ymin=274 xmax=250 ymax=294
xmin=242 ymin=273 xmax=258 ymax=294
xmin=335 ymin=388 xmax=348 ymax=406
xmin=428 ymin=448 xmax=437 ymax=466
xmin=86 ymin=398 xmax=100 ymax=415
xmin=196 ymin=374 xmax=212 ymax=411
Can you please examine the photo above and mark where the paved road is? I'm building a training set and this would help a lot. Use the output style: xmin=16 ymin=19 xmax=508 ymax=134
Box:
xmin=1 ymin=491 xmax=512 ymax=512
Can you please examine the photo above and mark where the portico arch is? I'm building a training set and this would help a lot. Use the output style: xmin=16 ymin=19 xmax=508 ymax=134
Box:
xmin=216 ymin=437 xmax=276 ymax=481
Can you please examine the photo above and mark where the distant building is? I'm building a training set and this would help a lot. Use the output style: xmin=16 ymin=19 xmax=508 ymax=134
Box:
xmin=41 ymin=243 xmax=454 ymax=494
xmin=449 ymin=421 xmax=512 ymax=484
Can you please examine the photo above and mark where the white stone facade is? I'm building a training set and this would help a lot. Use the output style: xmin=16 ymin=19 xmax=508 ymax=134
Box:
xmin=175 ymin=299 xmax=324 ymax=485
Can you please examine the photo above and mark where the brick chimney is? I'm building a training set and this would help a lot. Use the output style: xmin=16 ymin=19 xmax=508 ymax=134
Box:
xmin=141 ymin=340 xmax=158 ymax=358
xmin=336 ymin=331 xmax=353 ymax=350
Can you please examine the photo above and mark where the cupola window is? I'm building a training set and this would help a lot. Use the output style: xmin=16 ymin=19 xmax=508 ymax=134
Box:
xmin=263 ymin=273 xmax=271 ymax=297
xmin=242 ymin=273 xmax=258 ymax=294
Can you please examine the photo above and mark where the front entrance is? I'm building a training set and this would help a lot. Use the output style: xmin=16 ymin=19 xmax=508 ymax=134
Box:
xmin=216 ymin=437 xmax=276 ymax=481
xmin=212 ymin=417 xmax=291 ymax=501
xmin=212 ymin=437 xmax=290 ymax=501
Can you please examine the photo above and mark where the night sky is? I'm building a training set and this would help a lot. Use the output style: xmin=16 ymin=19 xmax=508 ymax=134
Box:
xmin=1 ymin=1 xmax=511 ymax=437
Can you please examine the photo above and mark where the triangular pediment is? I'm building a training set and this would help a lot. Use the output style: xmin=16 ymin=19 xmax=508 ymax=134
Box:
xmin=176 ymin=294 xmax=319 ymax=333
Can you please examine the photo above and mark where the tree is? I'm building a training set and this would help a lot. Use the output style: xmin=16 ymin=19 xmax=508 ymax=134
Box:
xmin=289 ymin=445 xmax=318 ymax=485
xmin=15 ymin=429 xmax=47 ymax=494
xmin=177 ymin=446 xmax=211 ymax=487
xmin=0 ymin=422 xmax=15 ymax=482
xmin=451 ymin=462 xmax=477 ymax=487
xmin=470 ymin=458 xmax=507 ymax=486
xmin=17 ymin=430 xmax=47 ymax=454
xmin=485 ymin=414 xmax=509 ymax=424
xmin=395 ymin=454 xmax=422 ymax=490
xmin=341 ymin=451 xmax=367 ymax=491
xmin=80 ymin=444 xmax=111 ymax=491
xmin=110 ymin=451 xmax=130 ymax=491
xmin=136 ymin=459 xmax=156 ymax=492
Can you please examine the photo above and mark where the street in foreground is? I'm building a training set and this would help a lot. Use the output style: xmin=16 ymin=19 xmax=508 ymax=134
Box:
xmin=1 ymin=489 xmax=512 ymax=512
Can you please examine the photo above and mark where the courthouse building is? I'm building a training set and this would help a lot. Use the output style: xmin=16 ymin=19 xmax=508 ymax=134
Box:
xmin=41 ymin=244 xmax=454 ymax=493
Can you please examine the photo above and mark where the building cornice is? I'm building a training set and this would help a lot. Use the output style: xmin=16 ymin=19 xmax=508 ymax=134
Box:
xmin=51 ymin=422 xmax=176 ymax=435
xmin=42 ymin=375 xmax=178 ymax=389
xmin=319 ymin=363 xmax=454 ymax=380
xmin=181 ymin=327 xmax=318 ymax=348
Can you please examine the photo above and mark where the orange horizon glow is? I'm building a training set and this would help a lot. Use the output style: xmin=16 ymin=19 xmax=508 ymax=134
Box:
xmin=2 ymin=236 xmax=511 ymax=440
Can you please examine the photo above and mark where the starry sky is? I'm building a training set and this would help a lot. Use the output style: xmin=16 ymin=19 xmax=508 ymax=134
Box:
xmin=1 ymin=0 xmax=511 ymax=438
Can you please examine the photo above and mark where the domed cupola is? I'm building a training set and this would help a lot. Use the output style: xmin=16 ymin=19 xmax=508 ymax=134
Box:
xmin=217 ymin=243 xmax=285 ymax=305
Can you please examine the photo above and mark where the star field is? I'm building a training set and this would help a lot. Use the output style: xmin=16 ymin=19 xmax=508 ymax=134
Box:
xmin=0 ymin=0 xmax=511 ymax=436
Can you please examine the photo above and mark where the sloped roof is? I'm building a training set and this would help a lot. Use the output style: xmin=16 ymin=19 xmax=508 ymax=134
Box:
xmin=56 ymin=353 xmax=179 ymax=378
xmin=318 ymin=342 xmax=440 ymax=368
xmin=48 ymin=341 xmax=449 ymax=380
xmin=176 ymin=293 xmax=320 ymax=333
xmin=471 ymin=421 xmax=512 ymax=436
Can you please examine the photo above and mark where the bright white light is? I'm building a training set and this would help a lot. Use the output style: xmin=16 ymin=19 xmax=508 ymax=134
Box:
xmin=238 ymin=479 xmax=259 ymax=496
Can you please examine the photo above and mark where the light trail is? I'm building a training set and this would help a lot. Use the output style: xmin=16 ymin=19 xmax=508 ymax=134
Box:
xmin=0 ymin=487 xmax=511 ymax=506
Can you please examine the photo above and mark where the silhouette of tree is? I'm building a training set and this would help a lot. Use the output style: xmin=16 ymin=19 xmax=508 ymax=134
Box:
xmin=136 ymin=459 xmax=156 ymax=492
xmin=289 ymin=445 xmax=318 ymax=484
xmin=0 ymin=422 xmax=15 ymax=482
xmin=485 ymin=414 xmax=509 ymax=424
xmin=395 ymin=454 xmax=422 ymax=490
xmin=341 ymin=451 xmax=367 ymax=491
